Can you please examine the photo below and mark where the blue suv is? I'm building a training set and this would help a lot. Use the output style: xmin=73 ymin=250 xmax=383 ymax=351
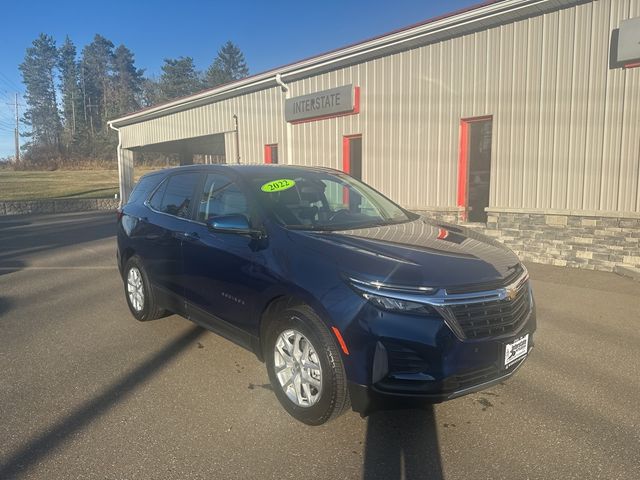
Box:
xmin=117 ymin=165 xmax=536 ymax=425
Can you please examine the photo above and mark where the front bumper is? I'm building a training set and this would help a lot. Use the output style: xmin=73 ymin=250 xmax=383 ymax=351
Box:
xmin=348 ymin=349 xmax=532 ymax=415
xmin=336 ymin=286 xmax=537 ymax=415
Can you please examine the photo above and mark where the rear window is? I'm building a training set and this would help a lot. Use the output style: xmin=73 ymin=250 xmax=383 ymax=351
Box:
xmin=128 ymin=174 xmax=161 ymax=205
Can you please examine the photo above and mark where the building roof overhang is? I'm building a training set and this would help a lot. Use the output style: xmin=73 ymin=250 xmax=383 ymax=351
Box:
xmin=109 ymin=0 xmax=581 ymax=128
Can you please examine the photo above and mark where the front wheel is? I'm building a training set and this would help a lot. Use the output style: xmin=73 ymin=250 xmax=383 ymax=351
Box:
xmin=123 ymin=256 xmax=166 ymax=322
xmin=265 ymin=305 xmax=350 ymax=425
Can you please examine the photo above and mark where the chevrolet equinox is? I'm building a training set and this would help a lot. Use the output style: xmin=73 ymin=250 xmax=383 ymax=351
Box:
xmin=117 ymin=164 xmax=536 ymax=425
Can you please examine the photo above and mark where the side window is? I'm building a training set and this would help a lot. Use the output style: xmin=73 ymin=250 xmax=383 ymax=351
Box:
xmin=148 ymin=180 xmax=167 ymax=211
xmin=128 ymin=175 xmax=160 ymax=205
xmin=148 ymin=173 xmax=200 ymax=219
xmin=197 ymin=173 xmax=249 ymax=222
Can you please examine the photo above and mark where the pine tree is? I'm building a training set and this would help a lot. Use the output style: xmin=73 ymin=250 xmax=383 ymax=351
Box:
xmin=205 ymin=41 xmax=249 ymax=88
xmin=19 ymin=33 xmax=62 ymax=155
xmin=157 ymin=57 xmax=203 ymax=101
xmin=80 ymin=35 xmax=114 ymax=137
xmin=140 ymin=76 xmax=161 ymax=107
xmin=111 ymin=44 xmax=144 ymax=116
xmin=58 ymin=36 xmax=82 ymax=153
xmin=139 ymin=76 xmax=160 ymax=107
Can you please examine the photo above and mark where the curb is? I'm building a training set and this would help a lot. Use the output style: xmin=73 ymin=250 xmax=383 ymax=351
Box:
xmin=614 ymin=265 xmax=640 ymax=282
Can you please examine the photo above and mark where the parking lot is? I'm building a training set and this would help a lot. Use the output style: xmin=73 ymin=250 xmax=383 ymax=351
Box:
xmin=0 ymin=211 xmax=639 ymax=479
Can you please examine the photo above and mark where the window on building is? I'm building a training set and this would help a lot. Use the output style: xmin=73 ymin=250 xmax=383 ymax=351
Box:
xmin=265 ymin=144 xmax=279 ymax=164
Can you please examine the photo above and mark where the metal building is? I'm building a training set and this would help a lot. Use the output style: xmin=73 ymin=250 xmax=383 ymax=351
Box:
xmin=109 ymin=0 xmax=640 ymax=272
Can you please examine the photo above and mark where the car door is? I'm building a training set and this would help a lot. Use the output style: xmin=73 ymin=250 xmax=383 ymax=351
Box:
xmin=181 ymin=172 xmax=270 ymax=337
xmin=141 ymin=171 xmax=201 ymax=310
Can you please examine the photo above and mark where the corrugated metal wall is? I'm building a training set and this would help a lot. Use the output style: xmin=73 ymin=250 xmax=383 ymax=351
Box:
xmin=119 ymin=0 xmax=640 ymax=214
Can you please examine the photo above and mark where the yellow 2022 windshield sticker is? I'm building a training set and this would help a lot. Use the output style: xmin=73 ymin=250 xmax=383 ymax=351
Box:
xmin=260 ymin=179 xmax=296 ymax=193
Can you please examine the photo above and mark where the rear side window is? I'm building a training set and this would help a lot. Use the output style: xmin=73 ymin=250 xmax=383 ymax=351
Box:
xmin=128 ymin=174 xmax=161 ymax=205
xmin=148 ymin=180 xmax=167 ymax=211
xmin=148 ymin=173 xmax=200 ymax=219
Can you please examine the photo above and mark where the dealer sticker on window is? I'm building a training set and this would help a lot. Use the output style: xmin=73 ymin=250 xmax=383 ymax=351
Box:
xmin=504 ymin=334 xmax=529 ymax=368
xmin=261 ymin=179 xmax=296 ymax=193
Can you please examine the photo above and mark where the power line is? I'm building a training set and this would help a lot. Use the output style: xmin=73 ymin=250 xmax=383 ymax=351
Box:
xmin=0 ymin=113 xmax=14 ymax=124
xmin=0 ymin=91 xmax=15 ymax=104
xmin=0 ymin=72 xmax=21 ymax=91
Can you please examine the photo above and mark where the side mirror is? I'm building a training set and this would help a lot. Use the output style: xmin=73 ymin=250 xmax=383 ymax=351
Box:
xmin=206 ymin=214 xmax=264 ymax=237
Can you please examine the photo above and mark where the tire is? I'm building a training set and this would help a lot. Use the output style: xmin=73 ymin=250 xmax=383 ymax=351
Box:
xmin=123 ymin=256 xmax=166 ymax=322
xmin=265 ymin=305 xmax=350 ymax=425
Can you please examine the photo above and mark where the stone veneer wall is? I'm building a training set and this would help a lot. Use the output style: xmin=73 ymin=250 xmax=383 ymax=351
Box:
xmin=1 ymin=200 xmax=638 ymax=273
xmin=414 ymin=208 xmax=640 ymax=273
xmin=0 ymin=198 xmax=119 ymax=216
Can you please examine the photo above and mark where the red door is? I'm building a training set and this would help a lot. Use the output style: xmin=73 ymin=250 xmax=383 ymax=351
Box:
xmin=264 ymin=144 xmax=278 ymax=164
xmin=458 ymin=117 xmax=492 ymax=222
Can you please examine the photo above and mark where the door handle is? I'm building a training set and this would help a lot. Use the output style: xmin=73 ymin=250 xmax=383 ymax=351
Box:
xmin=182 ymin=231 xmax=200 ymax=241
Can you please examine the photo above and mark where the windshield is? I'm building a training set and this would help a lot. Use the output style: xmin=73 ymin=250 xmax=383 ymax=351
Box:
xmin=251 ymin=169 xmax=416 ymax=231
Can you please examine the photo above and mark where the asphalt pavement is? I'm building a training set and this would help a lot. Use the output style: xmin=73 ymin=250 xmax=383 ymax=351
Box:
xmin=0 ymin=211 xmax=639 ymax=479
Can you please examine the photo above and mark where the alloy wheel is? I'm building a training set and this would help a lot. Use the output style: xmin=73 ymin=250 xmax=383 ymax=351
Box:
xmin=273 ymin=329 xmax=323 ymax=407
xmin=127 ymin=267 xmax=145 ymax=312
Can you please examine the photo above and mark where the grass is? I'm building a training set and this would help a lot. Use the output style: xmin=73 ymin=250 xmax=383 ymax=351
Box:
xmin=0 ymin=168 xmax=160 ymax=201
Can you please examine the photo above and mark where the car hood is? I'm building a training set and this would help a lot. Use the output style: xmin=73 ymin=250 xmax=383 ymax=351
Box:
xmin=292 ymin=216 xmax=521 ymax=289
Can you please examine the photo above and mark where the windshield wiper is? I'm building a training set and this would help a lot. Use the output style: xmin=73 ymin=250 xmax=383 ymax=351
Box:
xmin=285 ymin=224 xmax=335 ymax=232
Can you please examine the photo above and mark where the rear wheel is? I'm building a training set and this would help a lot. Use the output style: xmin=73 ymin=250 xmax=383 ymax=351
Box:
xmin=123 ymin=256 xmax=165 ymax=322
xmin=265 ymin=305 xmax=350 ymax=425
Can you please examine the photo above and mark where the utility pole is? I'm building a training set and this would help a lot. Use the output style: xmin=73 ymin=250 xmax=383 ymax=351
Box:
xmin=14 ymin=93 xmax=19 ymax=164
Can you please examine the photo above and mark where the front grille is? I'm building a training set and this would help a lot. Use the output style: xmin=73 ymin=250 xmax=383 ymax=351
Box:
xmin=442 ymin=364 xmax=499 ymax=391
xmin=442 ymin=357 xmax=525 ymax=392
xmin=446 ymin=282 xmax=531 ymax=339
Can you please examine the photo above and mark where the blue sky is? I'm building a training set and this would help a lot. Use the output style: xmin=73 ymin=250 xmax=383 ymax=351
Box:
xmin=0 ymin=0 xmax=479 ymax=158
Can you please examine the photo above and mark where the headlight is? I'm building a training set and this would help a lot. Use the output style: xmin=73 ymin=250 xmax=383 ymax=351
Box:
xmin=347 ymin=277 xmax=440 ymax=316
xmin=361 ymin=292 xmax=438 ymax=315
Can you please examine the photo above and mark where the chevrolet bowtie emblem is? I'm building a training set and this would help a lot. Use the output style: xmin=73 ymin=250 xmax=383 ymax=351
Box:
xmin=505 ymin=287 xmax=518 ymax=301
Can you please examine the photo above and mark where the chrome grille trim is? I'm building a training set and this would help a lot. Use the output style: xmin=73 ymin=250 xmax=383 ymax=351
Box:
xmin=348 ymin=268 xmax=528 ymax=307
xmin=348 ymin=267 xmax=532 ymax=340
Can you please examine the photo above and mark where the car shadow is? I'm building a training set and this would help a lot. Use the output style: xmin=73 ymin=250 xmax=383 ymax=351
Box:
xmin=362 ymin=406 xmax=443 ymax=480
xmin=0 ymin=326 xmax=205 ymax=479
xmin=0 ymin=212 xmax=116 ymax=272
xmin=0 ymin=296 xmax=12 ymax=316
xmin=0 ymin=259 xmax=24 ymax=277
